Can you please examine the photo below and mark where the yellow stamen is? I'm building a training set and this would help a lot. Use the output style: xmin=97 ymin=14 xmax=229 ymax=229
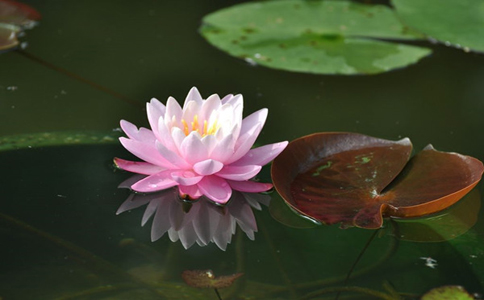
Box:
xmin=203 ymin=120 xmax=208 ymax=136
xmin=191 ymin=115 xmax=199 ymax=133
xmin=181 ymin=119 xmax=189 ymax=136
xmin=180 ymin=115 xmax=220 ymax=137
xmin=207 ymin=119 xmax=218 ymax=135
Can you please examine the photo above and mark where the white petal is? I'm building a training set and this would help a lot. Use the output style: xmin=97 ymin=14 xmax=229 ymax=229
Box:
xmin=146 ymin=98 xmax=166 ymax=137
xmin=200 ymin=94 xmax=221 ymax=123
xmin=179 ymin=131 xmax=208 ymax=165
xmin=155 ymin=140 xmax=191 ymax=169
xmin=210 ymin=133 xmax=236 ymax=162
xmin=183 ymin=87 xmax=203 ymax=108
xmin=240 ymin=108 xmax=268 ymax=137
xmin=165 ymin=96 xmax=183 ymax=125
xmin=225 ymin=124 xmax=262 ymax=164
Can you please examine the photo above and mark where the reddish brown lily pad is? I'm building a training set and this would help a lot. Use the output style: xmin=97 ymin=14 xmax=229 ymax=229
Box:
xmin=271 ymin=132 xmax=483 ymax=229
xmin=0 ymin=0 xmax=40 ymax=51
xmin=182 ymin=269 xmax=243 ymax=289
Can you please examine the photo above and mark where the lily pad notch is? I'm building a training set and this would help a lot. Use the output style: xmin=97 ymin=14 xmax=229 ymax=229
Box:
xmin=271 ymin=132 xmax=484 ymax=229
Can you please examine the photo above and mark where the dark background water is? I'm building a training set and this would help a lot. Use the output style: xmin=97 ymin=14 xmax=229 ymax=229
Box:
xmin=1 ymin=1 xmax=484 ymax=299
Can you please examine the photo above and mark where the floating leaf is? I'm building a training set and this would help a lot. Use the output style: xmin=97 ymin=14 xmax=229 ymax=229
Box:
xmin=390 ymin=188 xmax=481 ymax=242
xmin=0 ymin=23 xmax=18 ymax=50
xmin=200 ymin=0 xmax=431 ymax=75
xmin=182 ymin=270 xmax=243 ymax=289
xmin=0 ymin=0 xmax=41 ymax=26
xmin=271 ymin=132 xmax=483 ymax=229
xmin=422 ymin=285 xmax=474 ymax=300
xmin=0 ymin=0 xmax=40 ymax=51
xmin=393 ymin=0 xmax=484 ymax=53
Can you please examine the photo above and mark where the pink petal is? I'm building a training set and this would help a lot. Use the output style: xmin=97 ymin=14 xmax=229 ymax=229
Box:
xmin=183 ymin=87 xmax=203 ymax=108
xmin=155 ymin=140 xmax=191 ymax=169
xmin=114 ymin=158 xmax=165 ymax=175
xmin=193 ymin=159 xmax=224 ymax=175
xmin=225 ymin=124 xmax=262 ymax=164
xmin=228 ymin=180 xmax=273 ymax=193
xmin=131 ymin=171 xmax=178 ymax=193
xmin=120 ymin=120 xmax=156 ymax=143
xmin=231 ymin=141 xmax=289 ymax=167
xmin=146 ymin=98 xmax=166 ymax=136
xmin=119 ymin=137 xmax=175 ymax=168
xmin=179 ymin=184 xmax=203 ymax=199
xmin=156 ymin=116 xmax=178 ymax=152
xmin=198 ymin=176 xmax=232 ymax=204
xmin=216 ymin=165 xmax=262 ymax=181
xmin=171 ymin=170 xmax=203 ymax=185
xmin=179 ymin=131 xmax=208 ymax=165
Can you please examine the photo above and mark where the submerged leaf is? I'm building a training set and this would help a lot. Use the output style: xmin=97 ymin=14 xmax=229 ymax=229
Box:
xmin=271 ymin=132 xmax=483 ymax=229
xmin=390 ymin=188 xmax=481 ymax=242
xmin=269 ymin=194 xmax=318 ymax=229
xmin=182 ymin=270 xmax=243 ymax=289
xmin=200 ymin=0 xmax=431 ymax=75
xmin=393 ymin=0 xmax=484 ymax=53
xmin=421 ymin=285 xmax=474 ymax=300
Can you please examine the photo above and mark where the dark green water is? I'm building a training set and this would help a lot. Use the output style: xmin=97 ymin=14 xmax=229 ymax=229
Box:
xmin=1 ymin=0 xmax=484 ymax=299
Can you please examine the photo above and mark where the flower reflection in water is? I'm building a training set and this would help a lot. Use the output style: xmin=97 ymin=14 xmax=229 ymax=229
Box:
xmin=117 ymin=175 xmax=270 ymax=251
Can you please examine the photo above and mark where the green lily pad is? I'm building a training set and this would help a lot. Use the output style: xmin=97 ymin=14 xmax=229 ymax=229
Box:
xmin=422 ymin=285 xmax=474 ymax=300
xmin=0 ymin=131 xmax=121 ymax=151
xmin=200 ymin=0 xmax=431 ymax=75
xmin=393 ymin=0 xmax=484 ymax=53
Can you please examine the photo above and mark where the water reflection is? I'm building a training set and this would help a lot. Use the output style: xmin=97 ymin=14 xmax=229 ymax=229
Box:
xmin=117 ymin=175 xmax=270 ymax=251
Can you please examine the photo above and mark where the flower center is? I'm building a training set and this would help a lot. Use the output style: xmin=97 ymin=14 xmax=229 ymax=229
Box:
xmin=181 ymin=114 xmax=219 ymax=137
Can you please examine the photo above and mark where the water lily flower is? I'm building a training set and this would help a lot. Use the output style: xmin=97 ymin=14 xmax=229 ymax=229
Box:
xmin=116 ymin=176 xmax=271 ymax=250
xmin=115 ymin=87 xmax=287 ymax=204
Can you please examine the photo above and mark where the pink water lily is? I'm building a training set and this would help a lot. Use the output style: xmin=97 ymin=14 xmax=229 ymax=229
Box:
xmin=115 ymin=87 xmax=287 ymax=204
